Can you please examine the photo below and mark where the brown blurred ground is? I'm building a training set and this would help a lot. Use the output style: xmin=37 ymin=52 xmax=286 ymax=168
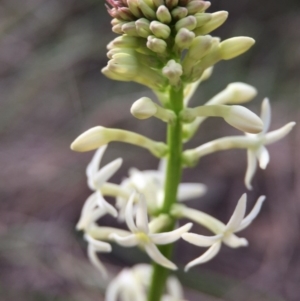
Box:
xmin=0 ymin=0 xmax=300 ymax=300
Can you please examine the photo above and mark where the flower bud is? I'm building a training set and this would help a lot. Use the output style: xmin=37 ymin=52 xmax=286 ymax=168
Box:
xmin=171 ymin=7 xmax=188 ymax=20
xmin=187 ymin=35 xmax=213 ymax=60
xmin=166 ymin=0 xmax=179 ymax=9
xmin=194 ymin=11 xmax=228 ymax=35
xmin=219 ymin=37 xmax=255 ymax=60
xmin=175 ymin=28 xmax=195 ymax=49
xmin=107 ymin=36 xmax=142 ymax=49
xmin=131 ymin=97 xmax=176 ymax=123
xmin=71 ymin=126 xmax=168 ymax=157
xmin=122 ymin=22 xmax=139 ymax=36
xmin=138 ymin=0 xmax=156 ymax=20
xmin=175 ymin=16 xmax=197 ymax=31
xmin=224 ymin=106 xmax=263 ymax=133
xmin=156 ymin=5 xmax=172 ymax=24
xmin=162 ymin=59 xmax=183 ymax=86
xmin=128 ymin=0 xmax=144 ymax=18
xmin=187 ymin=1 xmax=207 ymax=14
xmin=131 ymin=97 xmax=157 ymax=119
xmin=150 ymin=21 xmax=171 ymax=39
xmin=226 ymin=83 xmax=257 ymax=104
xmin=153 ymin=0 xmax=164 ymax=7
xmin=135 ymin=18 xmax=152 ymax=38
xmin=194 ymin=13 xmax=212 ymax=27
xmin=147 ymin=35 xmax=167 ymax=53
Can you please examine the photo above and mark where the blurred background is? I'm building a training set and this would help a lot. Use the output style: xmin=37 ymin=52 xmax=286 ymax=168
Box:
xmin=0 ymin=0 xmax=300 ymax=300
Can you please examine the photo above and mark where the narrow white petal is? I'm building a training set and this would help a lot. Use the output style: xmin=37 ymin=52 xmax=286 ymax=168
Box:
xmin=260 ymin=98 xmax=271 ymax=133
xmin=265 ymin=122 xmax=296 ymax=145
xmin=125 ymin=192 xmax=138 ymax=233
xmin=225 ymin=194 xmax=247 ymax=232
xmin=84 ymin=234 xmax=112 ymax=252
xmin=105 ymin=279 xmax=119 ymax=301
xmin=236 ymin=195 xmax=266 ymax=232
xmin=245 ymin=150 xmax=257 ymax=190
xmin=144 ymin=243 xmax=177 ymax=270
xmin=222 ymin=234 xmax=248 ymax=248
xmin=76 ymin=207 xmax=106 ymax=231
xmin=93 ymin=158 xmax=123 ymax=188
xmin=86 ymin=146 xmax=107 ymax=187
xmin=184 ymin=242 xmax=222 ymax=271
xmin=76 ymin=193 xmax=98 ymax=229
xmin=136 ymin=195 xmax=149 ymax=233
xmin=166 ymin=276 xmax=183 ymax=298
xmin=96 ymin=191 xmax=118 ymax=217
xmin=150 ymin=223 xmax=193 ymax=245
xmin=177 ymin=183 xmax=207 ymax=201
xmin=87 ymin=244 xmax=108 ymax=278
xmin=257 ymin=146 xmax=270 ymax=169
xmin=181 ymin=233 xmax=222 ymax=247
xmin=110 ymin=233 xmax=138 ymax=247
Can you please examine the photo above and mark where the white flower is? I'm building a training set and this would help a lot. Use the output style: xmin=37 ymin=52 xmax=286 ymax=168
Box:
xmin=110 ymin=192 xmax=193 ymax=270
xmin=76 ymin=146 xmax=123 ymax=231
xmin=84 ymin=233 xmax=112 ymax=278
xmin=180 ymin=193 xmax=265 ymax=271
xmin=105 ymin=267 xmax=147 ymax=301
xmin=244 ymin=98 xmax=295 ymax=189
xmin=105 ymin=264 xmax=188 ymax=301
xmin=117 ymin=160 xmax=207 ymax=218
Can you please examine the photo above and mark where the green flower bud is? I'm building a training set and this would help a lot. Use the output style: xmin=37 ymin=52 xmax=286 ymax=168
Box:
xmin=107 ymin=36 xmax=142 ymax=49
xmin=107 ymin=47 xmax=135 ymax=59
xmin=194 ymin=11 xmax=228 ymax=35
xmin=107 ymin=53 xmax=138 ymax=77
xmin=136 ymin=18 xmax=152 ymax=38
xmin=127 ymin=0 xmax=144 ymax=18
xmin=175 ymin=28 xmax=195 ymax=49
xmin=194 ymin=13 xmax=212 ymax=27
xmin=122 ymin=22 xmax=139 ymax=36
xmin=153 ymin=0 xmax=164 ymax=7
xmin=150 ymin=21 xmax=171 ymax=39
xmin=166 ymin=0 xmax=179 ymax=9
xmin=219 ymin=37 xmax=255 ymax=60
xmin=187 ymin=35 xmax=213 ymax=60
xmin=171 ymin=7 xmax=188 ymax=20
xmin=175 ymin=16 xmax=197 ymax=31
xmin=182 ymin=35 xmax=213 ymax=75
xmin=112 ymin=23 xmax=124 ymax=34
xmin=187 ymin=1 xmax=207 ymax=14
xmin=156 ymin=5 xmax=172 ymax=24
xmin=138 ymin=0 xmax=156 ymax=20
xmin=147 ymin=35 xmax=167 ymax=53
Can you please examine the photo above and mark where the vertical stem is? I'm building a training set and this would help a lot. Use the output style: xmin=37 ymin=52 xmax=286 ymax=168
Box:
xmin=147 ymin=86 xmax=184 ymax=301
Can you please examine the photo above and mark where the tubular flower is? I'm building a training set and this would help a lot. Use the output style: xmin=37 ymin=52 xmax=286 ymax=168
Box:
xmin=174 ymin=193 xmax=265 ymax=271
xmin=110 ymin=192 xmax=193 ymax=270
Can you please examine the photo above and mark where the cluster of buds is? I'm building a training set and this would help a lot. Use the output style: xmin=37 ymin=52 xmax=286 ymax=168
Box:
xmin=103 ymin=0 xmax=255 ymax=91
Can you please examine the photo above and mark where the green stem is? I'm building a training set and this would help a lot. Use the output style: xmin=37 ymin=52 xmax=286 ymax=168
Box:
xmin=147 ymin=86 xmax=184 ymax=301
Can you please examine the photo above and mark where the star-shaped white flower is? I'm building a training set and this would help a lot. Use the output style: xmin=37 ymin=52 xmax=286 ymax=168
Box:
xmin=77 ymin=146 xmax=122 ymax=230
xmin=181 ymin=193 xmax=265 ymax=271
xmin=245 ymin=98 xmax=295 ymax=189
xmin=116 ymin=160 xmax=207 ymax=218
xmin=110 ymin=192 xmax=193 ymax=270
